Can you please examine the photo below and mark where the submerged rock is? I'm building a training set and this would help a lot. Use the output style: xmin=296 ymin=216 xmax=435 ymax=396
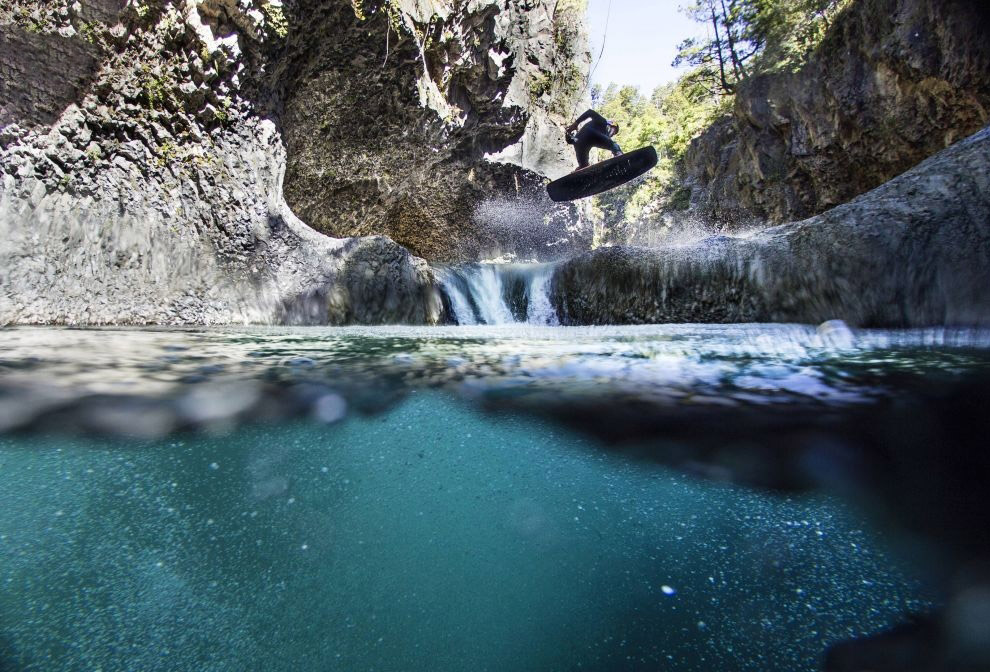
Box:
xmin=552 ymin=125 xmax=990 ymax=328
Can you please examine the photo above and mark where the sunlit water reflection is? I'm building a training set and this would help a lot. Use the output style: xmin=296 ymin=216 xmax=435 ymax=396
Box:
xmin=2 ymin=324 xmax=988 ymax=415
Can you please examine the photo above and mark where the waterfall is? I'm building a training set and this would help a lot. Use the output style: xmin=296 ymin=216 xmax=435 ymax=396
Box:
xmin=432 ymin=268 xmax=478 ymax=325
xmin=526 ymin=266 xmax=559 ymax=326
xmin=435 ymin=264 xmax=560 ymax=326
xmin=470 ymin=265 xmax=517 ymax=325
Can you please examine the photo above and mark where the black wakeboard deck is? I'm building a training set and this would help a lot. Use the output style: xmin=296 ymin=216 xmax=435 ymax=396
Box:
xmin=547 ymin=146 xmax=658 ymax=202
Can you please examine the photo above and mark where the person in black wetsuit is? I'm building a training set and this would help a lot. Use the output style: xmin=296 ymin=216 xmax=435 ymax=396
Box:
xmin=565 ymin=109 xmax=622 ymax=170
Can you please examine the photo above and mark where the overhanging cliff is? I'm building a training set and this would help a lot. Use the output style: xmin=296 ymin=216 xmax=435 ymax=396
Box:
xmin=278 ymin=0 xmax=591 ymax=262
xmin=0 ymin=0 xmax=589 ymax=325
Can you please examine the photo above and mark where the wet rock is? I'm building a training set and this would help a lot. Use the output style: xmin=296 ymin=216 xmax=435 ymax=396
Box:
xmin=279 ymin=235 xmax=442 ymax=326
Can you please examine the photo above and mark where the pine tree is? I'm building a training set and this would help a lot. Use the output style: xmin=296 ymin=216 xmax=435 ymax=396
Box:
xmin=673 ymin=0 xmax=849 ymax=95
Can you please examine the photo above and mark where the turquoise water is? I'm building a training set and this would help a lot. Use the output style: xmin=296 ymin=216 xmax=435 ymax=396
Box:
xmin=2 ymin=324 xmax=987 ymax=671
xmin=0 ymin=394 xmax=931 ymax=672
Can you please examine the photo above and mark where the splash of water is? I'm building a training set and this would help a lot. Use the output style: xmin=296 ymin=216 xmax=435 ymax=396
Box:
xmin=471 ymin=194 xmax=591 ymax=262
xmin=611 ymin=209 xmax=765 ymax=249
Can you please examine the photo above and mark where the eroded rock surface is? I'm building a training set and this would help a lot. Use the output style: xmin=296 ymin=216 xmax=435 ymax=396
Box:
xmin=681 ymin=0 xmax=990 ymax=227
xmin=553 ymin=125 xmax=990 ymax=328
xmin=0 ymin=0 xmax=586 ymax=325
xmin=280 ymin=0 xmax=591 ymax=261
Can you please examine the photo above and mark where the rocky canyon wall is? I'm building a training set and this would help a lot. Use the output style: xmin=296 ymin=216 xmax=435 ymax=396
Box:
xmin=0 ymin=0 xmax=588 ymax=325
xmin=280 ymin=0 xmax=592 ymax=262
xmin=680 ymin=0 xmax=990 ymax=227
xmin=553 ymin=125 xmax=990 ymax=328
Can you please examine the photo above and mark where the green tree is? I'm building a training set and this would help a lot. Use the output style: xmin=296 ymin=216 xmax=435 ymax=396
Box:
xmin=673 ymin=0 xmax=850 ymax=94
xmin=590 ymin=0 xmax=851 ymax=244
xmin=674 ymin=0 xmax=762 ymax=95
xmin=589 ymin=78 xmax=725 ymax=243
xmin=745 ymin=0 xmax=850 ymax=72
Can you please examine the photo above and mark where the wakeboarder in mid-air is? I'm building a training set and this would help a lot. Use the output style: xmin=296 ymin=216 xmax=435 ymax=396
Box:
xmin=564 ymin=109 xmax=623 ymax=169
xmin=545 ymin=109 xmax=658 ymax=203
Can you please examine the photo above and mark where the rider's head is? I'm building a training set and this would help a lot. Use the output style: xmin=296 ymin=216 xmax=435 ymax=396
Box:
xmin=607 ymin=121 xmax=619 ymax=137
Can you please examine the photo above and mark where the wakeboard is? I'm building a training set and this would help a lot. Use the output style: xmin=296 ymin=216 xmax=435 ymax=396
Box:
xmin=547 ymin=146 xmax=658 ymax=202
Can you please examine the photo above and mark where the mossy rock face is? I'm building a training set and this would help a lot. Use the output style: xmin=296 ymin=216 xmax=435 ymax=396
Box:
xmin=279 ymin=0 xmax=590 ymax=263
xmin=680 ymin=0 xmax=990 ymax=227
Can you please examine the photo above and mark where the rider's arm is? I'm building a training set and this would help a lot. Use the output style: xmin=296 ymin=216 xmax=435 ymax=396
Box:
xmin=578 ymin=109 xmax=607 ymax=126
xmin=566 ymin=109 xmax=606 ymax=133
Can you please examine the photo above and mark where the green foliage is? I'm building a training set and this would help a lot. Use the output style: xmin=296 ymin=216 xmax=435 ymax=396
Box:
xmin=142 ymin=79 xmax=166 ymax=108
xmin=529 ymin=73 xmax=553 ymax=99
xmin=384 ymin=2 xmax=404 ymax=34
xmin=530 ymin=0 xmax=588 ymax=118
xmin=587 ymin=0 xmax=850 ymax=244
xmin=80 ymin=21 xmax=99 ymax=44
xmin=7 ymin=3 xmax=64 ymax=35
xmin=213 ymin=96 xmax=233 ymax=125
xmin=589 ymin=77 xmax=726 ymax=239
xmin=155 ymin=141 xmax=178 ymax=167
xmin=553 ymin=0 xmax=586 ymax=60
xmin=351 ymin=0 xmax=368 ymax=22
xmin=749 ymin=0 xmax=853 ymax=73
xmin=261 ymin=2 xmax=288 ymax=39
xmin=673 ymin=0 xmax=850 ymax=95
xmin=141 ymin=68 xmax=172 ymax=110
xmin=23 ymin=14 xmax=53 ymax=34
xmin=531 ymin=63 xmax=585 ymax=116
xmin=77 ymin=20 xmax=114 ymax=52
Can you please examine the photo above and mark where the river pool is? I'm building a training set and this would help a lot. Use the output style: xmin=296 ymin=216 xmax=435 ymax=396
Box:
xmin=2 ymin=324 xmax=988 ymax=671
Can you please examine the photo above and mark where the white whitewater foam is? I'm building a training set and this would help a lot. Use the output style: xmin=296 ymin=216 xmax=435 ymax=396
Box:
xmin=526 ymin=266 xmax=559 ymax=326
xmin=434 ymin=268 xmax=478 ymax=325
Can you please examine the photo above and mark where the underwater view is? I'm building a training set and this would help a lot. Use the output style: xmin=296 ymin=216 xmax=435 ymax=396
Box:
xmin=2 ymin=322 xmax=988 ymax=671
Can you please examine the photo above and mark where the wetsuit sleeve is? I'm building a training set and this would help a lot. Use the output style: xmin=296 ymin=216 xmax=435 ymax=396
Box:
xmin=573 ymin=109 xmax=607 ymax=126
